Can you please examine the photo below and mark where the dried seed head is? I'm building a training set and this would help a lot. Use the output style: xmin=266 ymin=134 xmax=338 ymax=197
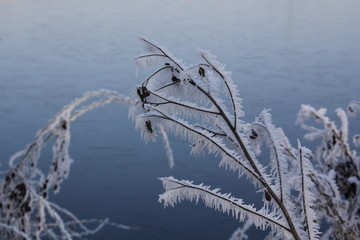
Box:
xmin=198 ymin=67 xmax=205 ymax=77
xmin=145 ymin=120 xmax=153 ymax=134
xmin=250 ymin=129 xmax=258 ymax=140
xmin=172 ymin=76 xmax=180 ymax=83
xmin=61 ymin=120 xmax=67 ymax=130
xmin=265 ymin=191 xmax=271 ymax=201
xmin=137 ymin=86 xmax=150 ymax=103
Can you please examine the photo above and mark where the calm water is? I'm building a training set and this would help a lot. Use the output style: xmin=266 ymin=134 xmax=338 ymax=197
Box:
xmin=1 ymin=0 xmax=360 ymax=239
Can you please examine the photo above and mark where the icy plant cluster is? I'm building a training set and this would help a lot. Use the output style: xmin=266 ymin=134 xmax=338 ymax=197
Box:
xmin=130 ymin=38 xmax=360 ymax=240
xmin=1 ymin=38 xmax=358 ymax=240
xmin=295 ymin=102 xmax=360 ymax=239
xmin=0 ymin=90 xmax=131 ymax=239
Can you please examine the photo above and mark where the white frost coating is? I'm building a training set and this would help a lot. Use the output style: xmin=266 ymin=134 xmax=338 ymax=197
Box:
xmin=141 ymin=106 xmax=262 ymax=184
xmin=158 ymin=125 xmax=175 ymax=169
xmin=131 ymin=39 xmax=303 ymax=239
xmin=296 ymin=105 xmax=332 ymax=142
xmin=136 ymin=37 xmax=186 ymax=70
xmin=0 ymin=223 xmax=31 ymax=240
xmin=135 ymin=53 xmax=168 ymax=69
xmin=251 ymin=110 xmax=291 ymax=204
xmin=2 ymin=89 xmax=133 ymax=239
xmin=132 ymin=39 xmax=360 ymax=239
xmin=138 ymin=102 xmax=269 ymax=190
xmin=198 ymin=50 xmax=244 ymax=127
xmin=134 ymin=117 xmax=157 ymax=143
xmin=228 ymin=219 xmax=252 ymax=240
xmin=141 ymin=92 xmax=219 ymax=122
xmin=297 ymin=104 xmax=343 ymax=168
xmin=9 ymin=150 xmax=25 ymax=168
xmin=295 ymin=102 xmax=360 ymax=239
xmin=250 ymin=110 xmax=303 ymax=239
xmin=336 ymin=108 xmax=349 ymax=145
xmin=37 ymin=196 xmax=73 ymax=240
xmin=218 ymin=153 xmax=263 ymax=189
xmin=159 ymin=177 xmax=288 ymax=232
xmin=296 ymin=142 xmax=321 ymax=240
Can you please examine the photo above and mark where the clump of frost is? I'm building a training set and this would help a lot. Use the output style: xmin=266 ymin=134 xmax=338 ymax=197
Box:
xmin=0 ymin=90 xmax=133 ymax=239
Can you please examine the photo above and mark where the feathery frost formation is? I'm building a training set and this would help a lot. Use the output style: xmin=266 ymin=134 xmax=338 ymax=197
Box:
xmin=131 ymin=37 xmax=360 ymax=239
xmin=0 ymin=90 xmax=132 ymax=239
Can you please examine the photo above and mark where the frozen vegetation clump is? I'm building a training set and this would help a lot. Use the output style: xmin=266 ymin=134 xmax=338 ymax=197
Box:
xmin=0 ymin=90 xmax=132 ymax=239
xmin=130 ymin=38 xmax=360 ymax=240
xmin=295 ymin=102 xmax=360 ymax=239
xmin=1 ymin=38 xmax=359 ymax=240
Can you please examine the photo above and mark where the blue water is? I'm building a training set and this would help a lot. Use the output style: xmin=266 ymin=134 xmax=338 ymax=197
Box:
xmin=1 ymin=0 xmax=359 ymax=239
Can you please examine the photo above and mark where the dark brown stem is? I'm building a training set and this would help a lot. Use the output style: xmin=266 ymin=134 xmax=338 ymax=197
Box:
xmin=183 ymin=78 xmax=301 ymax=240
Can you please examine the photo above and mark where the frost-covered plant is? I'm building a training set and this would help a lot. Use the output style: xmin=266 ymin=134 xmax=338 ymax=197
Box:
xmin=130 ymin=37 xmax=359 ymax=239
xmin=0 ymin=90 xmax=132 ymax=239
xmin=130 ymin=38 xmax=319 ymax=239
xmin=295 ymin=102 xmax=360 ymax=239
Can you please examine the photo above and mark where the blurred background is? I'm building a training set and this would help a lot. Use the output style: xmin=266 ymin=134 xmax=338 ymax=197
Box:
xmin=0 ymin=0 xmax=359 ymax=239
